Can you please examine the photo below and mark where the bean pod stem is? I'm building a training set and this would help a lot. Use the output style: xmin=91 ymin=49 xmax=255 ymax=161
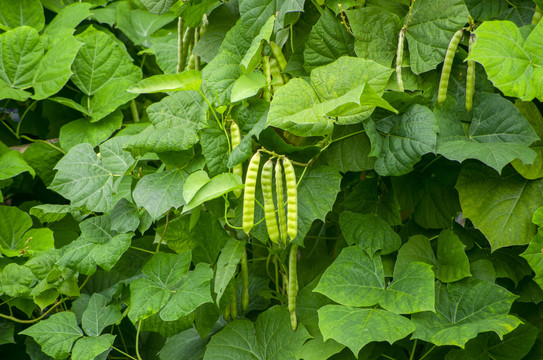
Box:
xmin=230 ymin=121 xmax=243 ymax=198
xmin=243 ymin=152 xmax=261 ymax=234
xmin=283 ymin=158 xmax=298 ymax=241
xmin=437 ymin=29 xmax=464 ymax=104
xmin=465 ymin=33 xmax=476 ymax=112
xmin=262 ymin=159 xmax=280 ymax=243
xmin=275 ymin=159 xmax=288 ymax=244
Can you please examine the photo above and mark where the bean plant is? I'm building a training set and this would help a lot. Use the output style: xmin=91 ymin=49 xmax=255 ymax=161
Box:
xmin=0 ymin=0 xmax=543 ymax=359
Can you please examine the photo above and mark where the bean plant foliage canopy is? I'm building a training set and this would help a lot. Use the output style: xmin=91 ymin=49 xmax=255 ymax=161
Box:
xmin=0 ymin=0 xmax=542 ymax=359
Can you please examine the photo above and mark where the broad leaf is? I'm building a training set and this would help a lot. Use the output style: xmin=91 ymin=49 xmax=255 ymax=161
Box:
xmin=116 ymin=4 xmax=175 ymax=46
xmin=132 ymin=169 xmax=187 ymax=220
xmin=214 ymin=238 xmax=245 ymax=304
xmin=128 ymin=71 xmax=202 ymax=93
xmin=456 ymin=162 xmax=543 ymax=250
xmin=0 ymin=26 xmax=44 ymax=89
xmin=436 ymin=94 xmax=538 ymax=173
xmin=435 ymin=230 xmax=471 ymax=283
xmin=204 ymin=306 xmax=311 ymax=360
xmin=183 ymin=173 xmax=243 ymax=212
xmin=346 ymin=7 xmax=402 ymax=67
xmin=318 ymin=305 xmax=415 ymax=356
xmin=20 ymin=312 xmax=83 ymax=359
xmin=71 ymin=26 xmax=141 ymax=96
xmin=59 ymin=110 xmax=123 ymax=151
xmin=374 ymin=104 xmax=438 ymax=176
xmin=315 ymin=246 xmax=435 ymax=313
xmin=411 ymin=278 xmax=521 ymax=348
xmin=268 ymin=56 xmax=395 ymax=136
xmin=140 ymin=0 xmax=177 ymax=14
xmin=0 ymin=263 xmax=36 ymax=297
xmin=0 ymin=0 xmax=45 ymax=31
xmin=159 ymin=327 xmax=207 ymax=360
xmin=303 ymin=8 xmax=355 ymax=72
xmin=81 ymin=293 xmax=122 ymax=337
xmin=339 ymin=211 xmax=401 ymax=256
xmin=71 ymin=334 xmax=114 ymax=360
xmin=406 ymin=0 xmax=469 ymax=74
xmin=0 ymin=150 xmax=35 ymax=180
xmin=521 ymin=231 xmax=543 ymax=290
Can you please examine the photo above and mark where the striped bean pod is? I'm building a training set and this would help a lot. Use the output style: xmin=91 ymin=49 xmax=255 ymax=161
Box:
xmin=230 ymin=121 xmax=243 ymax=198
xmin=437 ymin=29 xmax=464 ymax=104
xmin=261 ymin=159 xmax=280 ymax=243
xmin=396 ymin=28 xmax=405 ymax=92
xmin=465 ymin=33 xmax=476 ymax=112
xmin=275 ymin=159 xmax=288 ymax=244
xmin=242 ymin=152 xmax=261 ymax=234
xmin=288 ymin=244 xmax=299 ymax=331
xmin=282 ymin=158 xmax=298 ymax=241
xmin=241 ymin=247 xmax=249 ymax=311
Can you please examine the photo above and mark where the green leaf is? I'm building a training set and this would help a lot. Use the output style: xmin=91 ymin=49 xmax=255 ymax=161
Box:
xmin=201 ymin=0 xmax=277 ymax=105
xmin=0 ymin=206 xmax=35 ymax=256
xmin=318 ymin=305 xmax=415 ymax=356
xmin=214 ymin=238 xmax=245 ymax=304
xmin=445 ymin=323 xmax=540 ymax=360
xmin=521 ymin=231 xmax=543 ymax=290
xmin=468 ymin=20 xmax=543 ymax=101
xmin=30 ymin=204 xmax=72 ymax=223
xmin=406 ymin=0 xmax=469 ymax=74
xmin=32 ymin=34 xmax=82 ymax=100
xmin=0 ymin=26 xmax=43 ymax=89
xmin=321 ymin=125 xmax=376 ymax=172
xmin=182 ymin=170 xmax=210 ymax=204
xmin=43 ymin=3 xmax=93 ymax=46
xmin=0 ymin=321 xmax=15 ymax=346
xmin=128 ymin=71 xmax=202 ymax=93
xmin=116 ymin=4 xmax=175 ymax=46
xmin=49 ymin=143 xmax=114 ymax=212
xmin=57 ymin=233 xmax=133 ymax=275
xmin=240 ymin=15 xmax=275 ymax=73
xmin=0 ymin=0 xmax=45 ymax=31
xmin=294 ymin=165 xmax=342 ymax=244
xmin=268 ymin=57 xmax=395 ymax=137
xmin=86 ymin=79 xmax=140 ymax=122
xmin=204 ymin=306 xmax=311 ymax=360
xmin=436 ymin=94 xmax=538 ymax=173
xmin=160 ymin=263 xmax=214 ymax=321
xmin=231 ymin=72 xmax=267 ymax=102
xmin=133 ymin=169 xmax=186 ymax=220
xmin=140 ymin=0 xmax=177 ymax=14
xmin=0 ymin=150 xmax=35 ymax=180
xmin=81 ymin=293 xmax=122 ymax=337
xmin=304 ymin=8 xmax=355 ymax=72
xmin=346 ymin=7 xmax=402 ymax=67
xmin=411 ymin=278 xmax=521 ymax=348
xmin=295 ymin=335 xmax=345 ymax=360
xmin=178 ymin=0 xmax=220 ymax=28
xmin=200 ymin=128 xmax=229 ymax=177
xmin=339 ymin=211 xmax=401 ymax=256
xmin=435 ymin=229 xmax=471 ymax=283
xmin=125 ymin=91 xmax=206 ymax=156
xmin=456 ymin=162 xmax=543 ymax=251
xmin=183 ymin=173 xmax=243 ymax=212
xmin=20 ymin=312 xmax=83 ymax=359
xmin=159 ymin=327 xmax=207 ymax=360
xmin=394 ymin=235 xmax=438 ymax=276
xmin=0 ymin=263 xmax=36 ymax=296
xmin=192 ymin=212 xmax=230 ymax=264
xmin=315 ymin=247 xmax=434 ymax=313
xmin=374 ymin=104 xmax=438 ymax=176
xmin=143 ymin=251 xmax=192 ymax=290
xmin=59 ymin=110 xmax=123 ymax=151
xmin=110 ymin=198 xmax=140 ymax=233
xmin=128 ymin=278 xmax=170 ymax=323
xmin=71 ymin=26 xmax=141 ymax=96
xmin=71 ymin=334 xmax=114 ymax=360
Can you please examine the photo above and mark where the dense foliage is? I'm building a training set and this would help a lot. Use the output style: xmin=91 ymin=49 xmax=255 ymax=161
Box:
xmin=1 ymin=0 xmax=543 ymax=359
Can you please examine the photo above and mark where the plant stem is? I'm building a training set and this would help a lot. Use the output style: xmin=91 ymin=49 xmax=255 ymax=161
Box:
xmin=156 ymin=209 xmax=170 ymax=253
xmin=135 ymin=320 xmax=143 ymax=360
xmin=177 ymin=17 xmax=184 ymax=73
xmin=409 ymin=339 xmax=418 ymax=360
xmin=111 ymin=346 xmax=138 ymax=360
xmin=130 ymin=246 xmax=156 ymax=255
xmin=0 ymin=296 xmax=69 ymax=324
xmin=419 ymin=345 xmax=436 ymax=360
xmin=130 ymin=100 xmax=139 ymax=123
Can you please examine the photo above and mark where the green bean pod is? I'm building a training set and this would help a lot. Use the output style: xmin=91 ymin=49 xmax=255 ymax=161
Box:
xmin=241 ymin=247 xmax=249 ymax=311
xmin=288 ymin=244 xmax=299 ymax=331
xmin=262 ymin=159 xmax=280 ymax=243
xmin=243 ymin=152 xmax=261 ymax=234
xmin=282 ymin=158 xmax=298 ymax=241
xmin=465 ymin=33 xmax=476 ymax=112
xmin=230 ymin=121 xmax=243 ymax=198
xmin=223 ymin=300 xmax=231 ymax=322
xmin=437 ymin=29 xmax=464 ymax=104
xmin=262 ymin=55 xmax=272 ymax=102
xmin=275 ymin=159 xmax=287 ymax=243
xmin=396 ymin=28 xmax=405 ymax=92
